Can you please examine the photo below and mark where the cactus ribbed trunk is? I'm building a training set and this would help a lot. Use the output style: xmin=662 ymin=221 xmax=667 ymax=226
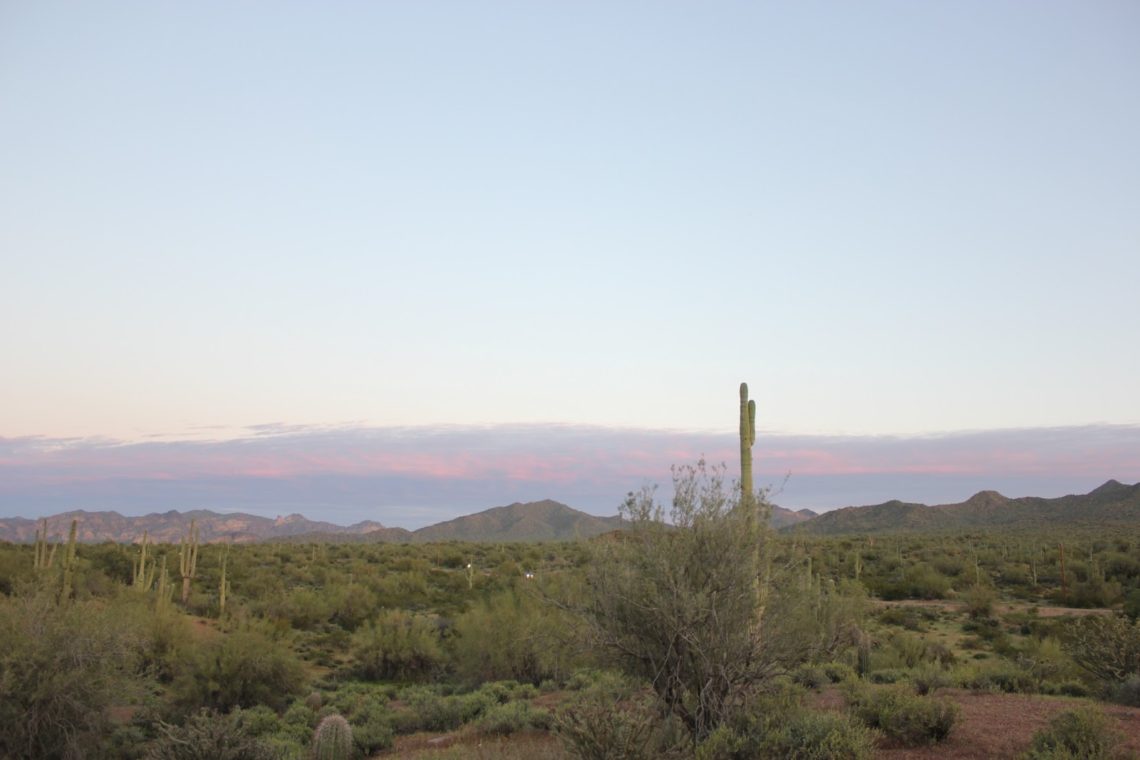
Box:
xmin=179 ymin=520 xmax=199 ymax=605
xmin=59 ymin=519 xmax=78 ymax=603
xmin=739 ymin=382 xmax=756 ymax=511
xmin=218 ymin=543 xmax=229 ymax=618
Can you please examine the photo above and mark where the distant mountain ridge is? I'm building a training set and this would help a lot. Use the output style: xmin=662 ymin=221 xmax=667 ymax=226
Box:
xmin=785 ymin=479 xmax=1140 ymax=535
xmin=0 ymin=509 xmax=389 ymax=544
xmin=1 ymin=497 xmax=818 ymax=544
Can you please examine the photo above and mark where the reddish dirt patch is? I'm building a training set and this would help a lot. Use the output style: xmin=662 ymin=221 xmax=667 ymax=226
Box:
xmin=871 ymin=599 xmax=1114 ymax=619
xmin=814 ymin=687 xmax=1140 ymax=759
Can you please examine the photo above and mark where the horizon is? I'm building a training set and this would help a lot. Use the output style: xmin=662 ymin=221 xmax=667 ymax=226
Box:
xmin=3 ymin=4 xmax=1137 ymax=524
xmin=3 ymin=475 xmax=1135 ymax=535
xmin=3 ymin=421 xmax=1137 ymax=528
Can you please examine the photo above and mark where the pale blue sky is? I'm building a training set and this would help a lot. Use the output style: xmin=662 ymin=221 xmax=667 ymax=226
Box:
xmin=2 ymin=2 xmax=1138 ymax=515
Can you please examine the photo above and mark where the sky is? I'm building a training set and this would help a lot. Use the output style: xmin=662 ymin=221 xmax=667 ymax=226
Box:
xmin=2 ymin=3 xmax=1138 ymax=527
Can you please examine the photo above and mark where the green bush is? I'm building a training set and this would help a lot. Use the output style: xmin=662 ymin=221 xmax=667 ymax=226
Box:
xmin=822 ymin=661 xmax=857 ymax=683
xmin=477 ymin=701 xmax=548 ymax=736
xmin=792 ymin=664 xmax=829 ymax=690
xmin=170 ymin=628 xmax=306 ymax=713
xmin=955 ymin=660 xmax=1038 ymax=694
xmin=848 ymin=685 xmax=957 ymax=746
xmin=0 ymin=592 xmax=141 ymax=760
xmin=1107 ymin=674 xmax=1140 ymax=707
xmin=1022 ymin=706 xmax=1123 ymax=759
xmin=145 ymin=709 xmax=277 ymax=760
xmin=350 ymin=609 xmax=444 ymax=681
xmin=760 ymin=710 xmax=880 ymax=760
xmin=1063 ymin=615 xmax=1140 ymax=685
xmin=555 ymin=679 xmax=660 ymax=760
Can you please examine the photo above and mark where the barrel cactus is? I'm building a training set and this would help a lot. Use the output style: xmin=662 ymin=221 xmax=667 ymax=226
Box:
xmin=312 ymin=713 xmax=354 ymax=760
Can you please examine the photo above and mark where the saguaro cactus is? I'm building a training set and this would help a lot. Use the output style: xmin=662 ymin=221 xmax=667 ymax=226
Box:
xmin=739 ymin=382 xmax=756 ymax=509
xmin=179 ymin=520 xmax=200 ymax=604
xmin=132 ymin=531 xmax=156 ymax=591
xmin=59 ymin=519 xmax=78 ymax=603
xmin=311 ymin=714 xmax=354 ymax=760
xmin=218 ymin=543 xmax=230 ymax=618
xmin=33 ymin=518 xmax=57 ymax=570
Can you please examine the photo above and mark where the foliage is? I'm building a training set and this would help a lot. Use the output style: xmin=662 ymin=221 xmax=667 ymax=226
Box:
xmin=1063 ymin=614 xmax=1140 ymax=684
xmin=574 ymin=460 xmax=778 ymax=742
xmin=847 ymin=684 xmax=958 ymax=746
xmin=144 ymin=709 xmax=278 ymax=760
xmin=452 ymin=586 xmax=576 ymax=685
xmin=1022 ymin=706 xmax=1125 ymax=760
xmin=350 ymin=609 xmax=444 ymax=681
xmin=554 ymin=675 xmax=663 ymax=760
xmin=0 ymin=591 xmax=141 ymax=760
xmin=170 ymin=626 xmax=305 ymax=713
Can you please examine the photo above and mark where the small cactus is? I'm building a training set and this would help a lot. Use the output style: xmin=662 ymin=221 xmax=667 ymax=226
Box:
xmin=311 ymin=713 xmax=354 ymax=760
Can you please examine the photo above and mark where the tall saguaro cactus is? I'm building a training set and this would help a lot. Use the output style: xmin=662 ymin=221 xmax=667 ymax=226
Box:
xmin=739 ymin=382 xmax=756 ymax=510
xmin=33 ymin=518 xmax=57 ymax=571
xmin=179 ymin=520 xmax=200 ymax=605
xmin=59 ymin=519 xmax=78 ymax=603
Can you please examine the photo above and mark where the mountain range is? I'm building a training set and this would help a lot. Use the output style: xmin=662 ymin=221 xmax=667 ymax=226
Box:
xmin=2 ymin=480 xmax=1132 ymax=543
xmin=783 ymin=479 xmax=1140 ymax=535
xmin=0 ymin=500 xmax=815 ymax=544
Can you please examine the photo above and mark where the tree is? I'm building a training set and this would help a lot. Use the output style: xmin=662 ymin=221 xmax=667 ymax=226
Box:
xmin=577 ymin=460 xmax=773 ymax=742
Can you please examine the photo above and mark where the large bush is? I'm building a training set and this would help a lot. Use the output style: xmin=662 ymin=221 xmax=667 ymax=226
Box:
xmin=350 ymin=609 xmax=444 ymax=681
xmin=1022 ymin=706 xmax=1124 ymax=760
xmin=847 ymin=684 xmax=958 ymax=746
xmin=0 ymin=592 xmax=141 ymax=760
xmin=170 ymin=627 xmax=305 ymax=713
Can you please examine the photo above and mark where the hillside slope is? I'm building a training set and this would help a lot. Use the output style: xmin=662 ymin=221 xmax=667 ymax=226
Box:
xmin=786 ymin=480 xmax=1140 ymax=535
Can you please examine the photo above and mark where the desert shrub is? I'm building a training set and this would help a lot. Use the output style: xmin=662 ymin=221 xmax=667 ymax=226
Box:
xmin=351 ymin=609 xmax=444 ymax=682
xmin=877 ymin=605 xmax=928 ymax=631
xmin=170 ymin=627 xmax=306 ymax=713
xmin=954 ymin=660 xmax=1037 ymax=693
xmin=868 ymin=668 xmax=910 ymax=685
xmin=1106 ymin=674 xmax=1140 ymax=707
xmin=759 ymin=710 xmax=879 ymax=760
xmin=570 ymin=460 xmax=861 ymax=743
xmin=478 ymin=701 xmax=549 ymax=736
xmin=964 ymin=584 xmax=998 ymax=619
xmin=0 ymin=592 xmax=142 ymax=760
xmin=555 ymin=677 xmax=661 ymax=760
xmin=876 ymin=564 xmax=952 ymax=600
xmin=911 ymin=665 xmax=952 ymax=696
xmin=822 ymin=661 xmax=857 ymax=683
xmin=145 ymin=709 xmax=277 ymax=760
xmin=792 ymin=664 xmax=829 ymax=690
xmin=848 ymin=684 xmax=957 ymax=745
xmin=321 ymin=684 xmax=393 ymax=754
xmin=451 ymin=587 xmax=576 ymax=685
xmin=389 ymin=687 xmax=477 ymax=734
xmin=1063 ymin=614 xmax=1140 ymax=684
xmin=1022 ymin=706 xmax=1124 ymax=759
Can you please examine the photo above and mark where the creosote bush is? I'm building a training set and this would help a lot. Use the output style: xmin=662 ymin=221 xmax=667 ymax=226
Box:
xmin=350 ymin=609 xmax=444 ymax=681
xmin=1022 ymin=706 xmax=1124 ymax=760
xmin=847 ymin=684 xmax=958 ymax=746
xmin=145 ymin=709 xmax=277 ymax=760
